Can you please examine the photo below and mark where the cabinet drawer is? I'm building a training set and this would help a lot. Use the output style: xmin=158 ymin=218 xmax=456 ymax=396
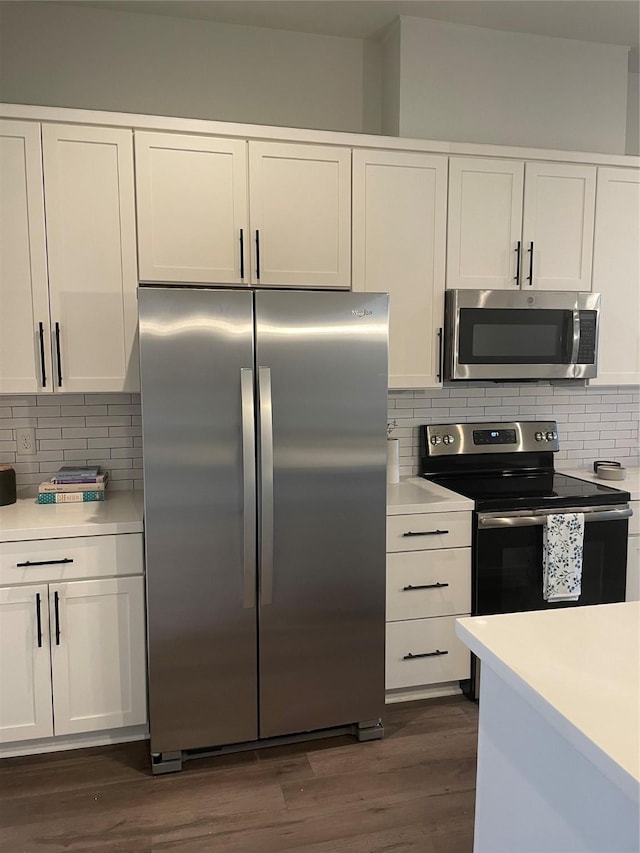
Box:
xmin=386 ymin=616 xmax=470 ymax=689
xmin=629 ymin=501 xmax=639 ymax=537
xmin=386 ymin=548 xmax=471 ymax=621
xmin=387 ymin=512 xmax=471 ymax=552
xmin=0 ymin=535 xmax=143 ymax=586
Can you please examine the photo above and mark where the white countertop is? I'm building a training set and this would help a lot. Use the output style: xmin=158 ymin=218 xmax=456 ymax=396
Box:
xmin=456 ymin=603 xmax=640 ymax=802
xmin=0 ymin=491 xmax=144 ymax=542
xmin=558 ymin=466 xmax=640 ymax=501
xmin=387 ymin=476 xmax=474 ymax=514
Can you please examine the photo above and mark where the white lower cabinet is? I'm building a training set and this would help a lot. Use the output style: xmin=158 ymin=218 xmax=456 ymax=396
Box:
xmin=50 ymin=577 xmax=147 ymax=736
xmin=385 ymin=510 xmax=472 ymax=697
xmin=0 ymin=534 xmax=146 ymax=746
xmin=0 ymin=585 xmax=53 ymax=743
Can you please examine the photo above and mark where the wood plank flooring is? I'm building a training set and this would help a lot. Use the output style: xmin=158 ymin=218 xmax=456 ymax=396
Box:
xmin=0 ymin=696 xmax=478 ymax=853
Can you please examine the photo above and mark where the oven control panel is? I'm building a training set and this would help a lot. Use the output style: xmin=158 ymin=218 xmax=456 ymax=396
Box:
xmin=423 ymin=421 xmax=560 ymax=456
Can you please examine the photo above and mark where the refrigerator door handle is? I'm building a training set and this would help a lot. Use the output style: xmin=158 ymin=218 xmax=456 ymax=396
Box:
xmin=258 ymin=366 xmax=274 ymax=606
xmin=240 ymin=368 xmax=257 ymax=609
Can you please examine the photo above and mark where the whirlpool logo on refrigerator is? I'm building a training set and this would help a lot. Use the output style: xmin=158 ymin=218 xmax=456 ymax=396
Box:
xmin=351 ymin=309 xmax=373 ymax=318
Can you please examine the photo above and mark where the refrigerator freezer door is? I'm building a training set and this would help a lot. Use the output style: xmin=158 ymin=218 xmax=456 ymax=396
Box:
xmin=139 ymin=286 xmax=258 ymax=754
xmin=255 ymin=290 xmax=389 ymax=738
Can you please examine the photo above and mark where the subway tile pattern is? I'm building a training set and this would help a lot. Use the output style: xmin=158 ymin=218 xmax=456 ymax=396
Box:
xmin=0 ymin=394 xmax=143 ymax=496
xmin=1 ymin=385 xmax=638 ymax=494
xmin=388 ymin=383 xmax=640 ymax=478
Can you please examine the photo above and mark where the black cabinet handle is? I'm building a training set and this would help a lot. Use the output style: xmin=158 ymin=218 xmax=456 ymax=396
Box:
xmin=35 ymin=593 xmax=42 ymax=648
xmin=55 ymin=322 xmax=62 ymax=386
xmin=239 ymin=228 xmax=245 ymax=279
xmin=526 ymin=241 xmax=534 ymax=286
xmin=38 ymin=322 xmax=47 ymax=388
xmin=436 ymin=327 xmax=443 ymax=383
xmin=403 ymin=650 xmax=449 ymax=660
xmin=402 ymin=530 xmax=449 ymax=537
xmin=54 ymin=591 xmax=60 ymax=645
xmin=514 ymin=240 xmax=522 ymax=286
xmin=17 ymin=558 xmax=73 ymax=568
xmin=402 ymin=582 xmax=449 ymax=591
xmin=255 ymin=230 xmax=261 ymax=280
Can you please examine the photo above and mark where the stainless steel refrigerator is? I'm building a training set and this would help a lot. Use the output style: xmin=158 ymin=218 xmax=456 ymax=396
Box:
xmin=138 ymin=285 xmax=389 ymax=773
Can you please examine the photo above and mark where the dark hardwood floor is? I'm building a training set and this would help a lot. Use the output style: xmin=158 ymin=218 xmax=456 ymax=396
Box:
xmin=0 ymin=696 xmax=478 ymax=853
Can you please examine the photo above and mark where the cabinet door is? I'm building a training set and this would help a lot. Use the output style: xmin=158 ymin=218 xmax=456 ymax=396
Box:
xmin=446 ymin=157 xmax=524 ymax=290
xmin=50 ymin=577 xmax=147 ymax=736
xmin=248 ymin=142 xmax=351 ymax=288
xmin=522 ymin=163 xmax=596 ymax=291
xmin=590 ymin=168 xmax=640 ymax=386
xmin=0 ymin=585 xmax=53 ymax=743
xmin=353 ymin=150 xmax=447 ymax=387
xmin=0 ymin=120 xmax=52 ymax=394
xmin=135 ymin=132 xmax=249 ymax=284
xmin=42 ymin=124 xmax=139 ymax=392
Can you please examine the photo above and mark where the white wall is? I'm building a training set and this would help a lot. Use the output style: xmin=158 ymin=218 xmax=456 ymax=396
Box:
xmin=380 ymin=21 xmax=401 ymax=137
xmin=394 ymin=17 xmax=630 ymax=154
xmin=0 ymin=2 xmax=366 ymax=133
xmin=627 ymin=72 xmax=640 ymax=155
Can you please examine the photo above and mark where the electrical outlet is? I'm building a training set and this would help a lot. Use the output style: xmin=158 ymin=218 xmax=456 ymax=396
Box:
xmin=16 ymin=427 xmax=35 ymax=456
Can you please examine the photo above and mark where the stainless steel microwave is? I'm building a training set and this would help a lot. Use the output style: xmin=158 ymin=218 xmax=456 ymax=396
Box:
xmin=444 ymin=290 xmax=601 ymax=381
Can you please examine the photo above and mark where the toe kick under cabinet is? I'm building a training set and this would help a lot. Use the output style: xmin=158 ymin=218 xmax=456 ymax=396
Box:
xmin=0 ymin=533 xmax=147 ymax=750
xmin=386 ymin=509 xmax=472 ymax=701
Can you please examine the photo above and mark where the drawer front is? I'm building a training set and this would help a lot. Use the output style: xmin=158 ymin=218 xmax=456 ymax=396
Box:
xmin=629 ymin=501 xmax=639 ymax=537
xmin=386 ymin=548 xmax=471 ymax=621
xmin=387 ymin=512 xmax=471 ymax=552
xmin=0 ymin=535 xmax=143 ymax=586
xmin=386 ymin=616 xmax=470 ymax=689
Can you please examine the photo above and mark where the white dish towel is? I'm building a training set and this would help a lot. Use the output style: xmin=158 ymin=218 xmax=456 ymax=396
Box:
xmin=542 ymin=512 xmax=585 ymax=602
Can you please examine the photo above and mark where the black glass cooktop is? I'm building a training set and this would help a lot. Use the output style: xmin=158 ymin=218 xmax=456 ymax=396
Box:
xmin=424 ymin=471 xmax=630 ymax=512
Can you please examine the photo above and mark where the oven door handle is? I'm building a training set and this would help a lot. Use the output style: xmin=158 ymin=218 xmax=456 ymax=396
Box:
xmin=478 ymin=505 xmax=632 ymax=528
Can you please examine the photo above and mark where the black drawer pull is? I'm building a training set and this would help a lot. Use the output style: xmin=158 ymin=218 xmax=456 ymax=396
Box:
xmin=402 ymin=530 xmax=449 ymax=537
xmin=403 ymin=650 xmax=449 ymax=660
xmin=402 ymin=582 xmax=449 ymax=591
xmin=17 ymin=558 xmax=74 ymax=568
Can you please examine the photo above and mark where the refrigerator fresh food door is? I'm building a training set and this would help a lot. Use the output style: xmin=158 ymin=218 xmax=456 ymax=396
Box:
xmin=255 ymin=290 xmax=389 ymax=738
xmin=139 ymin=286 xmax=258 ymax=754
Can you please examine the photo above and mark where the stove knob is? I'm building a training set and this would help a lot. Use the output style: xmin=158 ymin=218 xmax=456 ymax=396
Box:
xmin=430 ymin=435 xmax=442 ymax=445
xmin=546 ymin=431 xmax=556 ymax=441
xmin=443 ymin=434 xmax=454 ymax=445
xmin=535 ymin=432 xmax=544 ymax=441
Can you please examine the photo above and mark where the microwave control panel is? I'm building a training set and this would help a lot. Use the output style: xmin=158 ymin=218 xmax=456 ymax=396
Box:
xmin=577 ymin=311 xmax=597 ymax=364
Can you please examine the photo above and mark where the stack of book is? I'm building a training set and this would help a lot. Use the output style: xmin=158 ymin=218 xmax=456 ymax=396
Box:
xmin=38 ymin=466 xmax=109 ymax=504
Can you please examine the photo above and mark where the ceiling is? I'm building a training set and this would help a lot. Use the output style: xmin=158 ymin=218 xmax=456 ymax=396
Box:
xmin=70 ymin=1 xmax=640 ymax=69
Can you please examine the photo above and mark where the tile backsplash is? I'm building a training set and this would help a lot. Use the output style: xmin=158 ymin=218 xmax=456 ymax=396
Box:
xmin=389 ymin=383 xmax=640 ymax=478
xmin=0 ymin=394 xmax=142 ymax=496
xmin=1 ymin=384 xmax=638 ymax=494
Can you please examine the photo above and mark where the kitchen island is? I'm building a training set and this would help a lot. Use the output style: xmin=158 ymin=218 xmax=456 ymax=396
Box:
xmin=456 ymin=603 xmax=640 ymax=853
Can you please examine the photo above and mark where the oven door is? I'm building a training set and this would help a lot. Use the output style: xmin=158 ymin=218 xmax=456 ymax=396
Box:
xmin=474 ymin=505 xmax=630 ymax=615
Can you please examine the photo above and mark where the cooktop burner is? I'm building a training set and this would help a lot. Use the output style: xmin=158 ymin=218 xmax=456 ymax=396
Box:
xmin=419 ymin=420 xmax=631 ymax=512
xmin=424 ymin=470 xmax=629 ymax=512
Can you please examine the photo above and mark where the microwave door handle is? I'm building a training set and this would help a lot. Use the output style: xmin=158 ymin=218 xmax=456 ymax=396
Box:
xmin=570 ymin=310 xmax=581 ymax=364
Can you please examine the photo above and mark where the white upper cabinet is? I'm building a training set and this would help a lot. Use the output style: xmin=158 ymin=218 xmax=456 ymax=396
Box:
xmin=248 ymin=142 xmax=351 ymax=288
xmin=590 ymin=167 xmax=640 ymax=386
xmin=353 ymin=150 xmax=447 ymax=388
xmin=0 ymin=120 xmax=51 ymax=394
xmin=42 ymin=124 xmax=139 ymax=392
xmin=447 ymin=158 xmax=596 ymax=292
xmin=135 ymin=136 xmax=351 ymax=288
xmin=447 ymin=158 xmax=524 ymax=290
xmin=522 ymin=162 xmax=596 ymax=291
xmin=135 ymin=132 xmax=249 ymax=284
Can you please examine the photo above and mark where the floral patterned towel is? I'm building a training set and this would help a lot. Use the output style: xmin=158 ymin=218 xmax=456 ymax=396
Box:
xmin=542 ymin=512 xmax=584 ymax=602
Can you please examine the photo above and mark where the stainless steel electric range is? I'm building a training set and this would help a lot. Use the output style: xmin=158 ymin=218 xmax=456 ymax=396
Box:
xmin=419 ymin=421 xmax=632 ymax=699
